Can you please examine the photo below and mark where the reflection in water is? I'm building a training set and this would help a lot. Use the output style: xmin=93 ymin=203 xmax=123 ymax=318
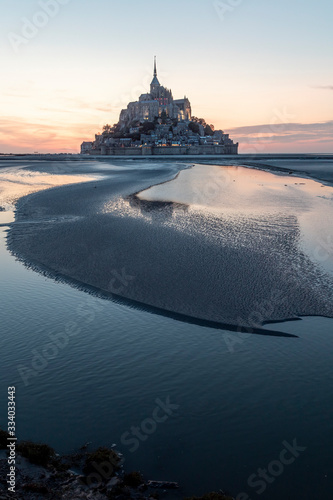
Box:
xmin=126 ymin=193 xmax=189 ymax=221
xmin=0 ymin=168 xmax=96 ymax=210
xmin=0 ymin=210 xmax=15 ymax=226
xmin=65 ymin=165 xmax=333 ymax=328
xmin=137 ymin=164 xmax=333 ymax=275
xmin=138 ymin=164 xmax=333 ymax=212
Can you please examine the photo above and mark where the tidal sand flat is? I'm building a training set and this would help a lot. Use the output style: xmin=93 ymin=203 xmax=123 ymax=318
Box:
xmin=0 ymin=163 xmax=97 ymax=227
xmin=6 ymin=161 xmax=333 ymax=332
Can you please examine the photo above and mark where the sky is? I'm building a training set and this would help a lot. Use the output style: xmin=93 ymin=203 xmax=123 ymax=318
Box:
xmin=0 ymin=0 xmax=332 ymax=154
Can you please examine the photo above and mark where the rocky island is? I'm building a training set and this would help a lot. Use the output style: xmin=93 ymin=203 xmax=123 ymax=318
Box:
xmin=81 ymin=58 xmax=238 ymax=157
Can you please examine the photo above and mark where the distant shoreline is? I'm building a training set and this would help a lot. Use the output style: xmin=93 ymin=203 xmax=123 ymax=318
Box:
xmin=1 ymin=153 xmax=333 ymax=161
xmin=2 ymin=153 xmax=333 ymax=186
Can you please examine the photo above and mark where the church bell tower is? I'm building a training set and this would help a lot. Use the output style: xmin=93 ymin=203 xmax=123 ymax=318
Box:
xmin=150 ymin=56 xmax=160 ymax=97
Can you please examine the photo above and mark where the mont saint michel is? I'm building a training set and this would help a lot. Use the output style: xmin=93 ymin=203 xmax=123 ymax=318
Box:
xmin=81 ymin=58 xmax=238 ymax=156
xmin=2 ymin=0 xmax=333 ymax=497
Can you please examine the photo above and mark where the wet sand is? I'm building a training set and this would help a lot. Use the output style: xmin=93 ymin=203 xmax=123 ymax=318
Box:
xmin=4 ymin=159 xmax=333 ymax=334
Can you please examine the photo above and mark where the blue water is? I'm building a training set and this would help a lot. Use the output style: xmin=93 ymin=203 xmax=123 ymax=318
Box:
xmin=1 ymin=159 xmax=333 ymax=499
xmin=1 ymin=218 xmax=333 ymax=499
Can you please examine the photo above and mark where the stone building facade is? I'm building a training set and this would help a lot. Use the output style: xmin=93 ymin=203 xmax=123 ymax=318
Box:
xmin=119 ymin=57 xmax=192 ymax=128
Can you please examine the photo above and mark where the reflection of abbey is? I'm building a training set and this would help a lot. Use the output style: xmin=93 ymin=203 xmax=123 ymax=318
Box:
xmin=81 ymin=58 xmax=238 ymax=156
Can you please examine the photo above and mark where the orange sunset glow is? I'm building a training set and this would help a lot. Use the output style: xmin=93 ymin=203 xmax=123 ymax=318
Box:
xmin=1 ymin=0 xmax=332 ymax=154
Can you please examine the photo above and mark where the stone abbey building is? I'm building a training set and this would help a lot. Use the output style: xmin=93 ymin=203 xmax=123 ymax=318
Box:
xmin=81 ymin=58 xmax=238 ymax=156
xmin=119 ymin=58 xmax=192 ymax=125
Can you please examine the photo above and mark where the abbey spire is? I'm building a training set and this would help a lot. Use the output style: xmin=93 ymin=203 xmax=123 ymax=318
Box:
xmin=150 ymin=56 xmax=160 ymax=93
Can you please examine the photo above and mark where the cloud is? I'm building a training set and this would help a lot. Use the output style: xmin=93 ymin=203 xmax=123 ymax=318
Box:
xmin=1 ymin=87 xmax=116 ymax=115
xmin=228 ymin=121 xmax=333 ymax=153
xmin=54 ymin=96 xmax=115 ymax=113
xmin=229 ymin=121 xmax=333 ymax=137
xmin=235 ymin=134 xmax=333 ymax=145
xmin=312 ymin=85 xmax=333 ymax=90
xmin=0 ymin=117 xmax=100 ymax=154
